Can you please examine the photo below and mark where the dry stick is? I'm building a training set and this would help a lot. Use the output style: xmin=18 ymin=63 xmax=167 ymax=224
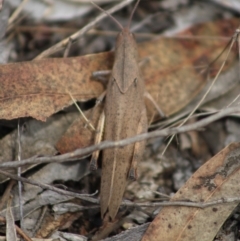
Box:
xmin=237 ymin=28 xmax=240 ymax=72
xmin=0 ymin=169 xmax=99 ymax=204
xmin=161 ymin=27 xmax=239 ymax=156
xmin=151 ymin=110 xmax=218 ymax=129
xmin=8 ymin=0 xmax=29 ymax=26
xmin=151 ymin=190 xmax=171 ymax=199
xmin=34 ymin=0 xmax=135 ymax=59
xmin=124 ymin=198 xmax=240 ymax=208
xmin=16 ymin=25 xmax=148 ymax=39
xmin=0 ymin=170 xmax=239 ymax=210
xmin=229 ymin=28 xmax=240 ymax=107
xmin=227 ymin=93 xmax=240 ymax=108
xmin=67 ymin=90 xmax=95 ymax=131
xmin=17 ymin=120 xmax=24 ymax=229
xmin=63 ymin=37 xmax=73 ymax=57
xmin=7 ymin=0 xmax=29 ymax=34
xmin=16 ymin=25 xmax=231 ymax=41
xmin=0 ymin=106 xmax=239 ymax=170
xmin=0 ymin=216 xmax=33 ymax=241
xmin=32 ymin=206 xmax=48 ymax=237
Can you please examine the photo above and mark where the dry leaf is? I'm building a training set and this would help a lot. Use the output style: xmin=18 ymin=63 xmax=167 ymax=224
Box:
xmin=0 ymin=159 xmax=89 ymax=236
xmin=0 ymin=54 xmax=106 ymax=121
xmin=56 ymin=104 xmax=103 ymax=153
xmin=142 ymin=142 xmax=240 ymax=241
xmin=141 ymin=18 xmax=238 ymax=119
xmin=0 ymin=112 xmax=78 ymax=183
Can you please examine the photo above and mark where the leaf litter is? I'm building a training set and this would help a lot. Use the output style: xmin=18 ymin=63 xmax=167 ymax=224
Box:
xmin=0 ymin=0 xmax=240 ymax=240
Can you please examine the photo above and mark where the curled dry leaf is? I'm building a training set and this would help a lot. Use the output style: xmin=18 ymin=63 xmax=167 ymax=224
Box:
xmin=142 ymin=142 xmax=240 ymax=241
xmin=0 ymin=18 xmax=237 ymax=122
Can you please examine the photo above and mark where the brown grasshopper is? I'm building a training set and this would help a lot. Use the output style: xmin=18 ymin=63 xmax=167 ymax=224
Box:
xmin=90 ymin=0 xmax=148 ymax=221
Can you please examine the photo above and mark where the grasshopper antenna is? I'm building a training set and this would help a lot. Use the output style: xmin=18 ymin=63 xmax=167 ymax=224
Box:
xmin=91 ymin=1 xmax=123 ymax=30
xmin=127 ymin=0 xmax=141 ymax=29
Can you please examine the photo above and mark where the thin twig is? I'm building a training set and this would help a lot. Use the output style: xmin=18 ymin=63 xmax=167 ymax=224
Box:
xmin=123 ymin=197 xmax=240 ymax=209
xmin=32 ymin=206 xmax=48 ymax=237
xmin=8 ymin=0 xmax=29 ymax=26
xmin=67 ymin=90 xmax=95 ymax=131
xmin=151 ymin=190 xmax=171 ymax=199
xmin=0 ymin=171 xmax=239 ymax=210
xmin=63 ymin=37 xmax=73 ymax=57
xmin=17 ymin=120 xmax=24 ymax=228
xmin=15 ymin=25 xmax=232 ymax=41
xmin=34 ymin=0 xmax=135 ymax=59
xmin=227 ymin=93 xmax=240 ymax=108
xmin=0 ymin=106 xmax=239 ymax=170
xmin=150 ymin=110 xmax=218 ymax=129
xmin=0 ymin=170 xmax=240 ymax=211
xmin=0 ymin=170 xmax=99 ymax=204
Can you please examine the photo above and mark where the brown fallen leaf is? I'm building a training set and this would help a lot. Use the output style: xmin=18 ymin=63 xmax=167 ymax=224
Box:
xmin=142 ymin=142 xmax=240 ymax=241
xmin=0 ymin=18 xmax=237 ymax=122
xmin=142 ymin=18 xmax=237 ymax=119
xmin=35 ymin=210 xmax=82 ymax=238
xmin=56 ymin=104 xmax=103 ymax=154
xmin=0 ymin=54 xmax=106 ymax=121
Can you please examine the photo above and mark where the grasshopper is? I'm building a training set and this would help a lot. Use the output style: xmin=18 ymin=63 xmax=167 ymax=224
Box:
xmin=91 ymin=0 xmax=148 ymax=221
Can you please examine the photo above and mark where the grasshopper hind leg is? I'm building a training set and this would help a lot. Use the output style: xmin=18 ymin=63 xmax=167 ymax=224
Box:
xmin=88 ymin=91 xmax=106 ymax=171
xmin=128 ymin=107 xmax=148 ymax=180
xmin=90 ymin=110 xmax=105 ymax=171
